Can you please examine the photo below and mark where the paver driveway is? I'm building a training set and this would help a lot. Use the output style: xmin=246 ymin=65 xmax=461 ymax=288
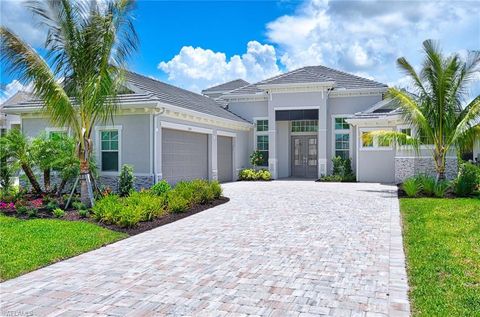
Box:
xmin=1 ymin=181 xmax=410 ymax=317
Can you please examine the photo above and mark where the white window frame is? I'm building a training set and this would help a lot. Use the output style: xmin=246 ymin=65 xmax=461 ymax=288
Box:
xmin=331 ymin=115 xmax=352 ymax=160
xmin=397 ymin=125 xmax=434 ymax=150
xmin=45 ymin=127 xmax=69 ymax=137
xmin=253 ymin=117 xmax=269 ymax=167
xmin=95 ymin=125 xmax=122 ymax=175
xmin=359 ymin=127 xmax=394 ymax=151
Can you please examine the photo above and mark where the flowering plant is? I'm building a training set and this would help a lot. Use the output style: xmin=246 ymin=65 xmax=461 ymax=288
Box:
xmin=30 ymin=198 xmax=43 ymax=209
xmin=0 ymin=201 xmax=15 ymax=210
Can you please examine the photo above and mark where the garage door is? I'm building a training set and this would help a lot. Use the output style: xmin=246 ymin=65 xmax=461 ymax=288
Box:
xmin=217 ymin=136 xmax=233 ymax=182
xmin=162 ymin=128 xmax=208 ymax=184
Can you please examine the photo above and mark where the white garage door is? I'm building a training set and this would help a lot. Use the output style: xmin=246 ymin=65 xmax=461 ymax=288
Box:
xmin=162 ymin=128 xmax=208 ymax=184
xmin=217 ymin=136 xmax=233 ymax=182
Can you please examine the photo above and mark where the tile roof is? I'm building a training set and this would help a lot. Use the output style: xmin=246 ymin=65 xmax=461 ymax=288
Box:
xmin=202 ymin=79 xmax=249 ymax=93
xmin=222 ymin=65 xmax=387 ymax=97
xmin=3 ymin=72 xmax=250 ymax=124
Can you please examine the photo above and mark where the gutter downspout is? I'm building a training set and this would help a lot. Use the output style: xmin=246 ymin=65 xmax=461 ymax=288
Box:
xmin=152 ymin=105 xmax=166 ymax=184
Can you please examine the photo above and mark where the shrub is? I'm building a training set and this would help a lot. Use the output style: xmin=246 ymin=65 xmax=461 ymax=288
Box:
xmin=454 ymin=162 xmax=480 ymax=197
xmin=319 ymin=175 xmax=343 ymax=182
xmin=319 ymin=157 xmax=355 ymax=182
xmin=150 ymin=180 xmax=171 ymax=196
xmin=249 ymin=150 xmax=265 ymax=168
xmin=417 ymin=174 xmax=436 ymax=196
xmin=72 ymin=201 xmax=87 ymax=211
xmin=78 ymin=209 xmax=89 ymax=218
xmin=167 ymin=193 xmax=189 ymax=213
xmin=403 ymin=177 xmax=421 ymax=197
xmin=92 ymin=192 xmax=167 ymax=227
xmin=118 ymin=164 xmax=135 ymax=197
xmin=210 ymin=181 xmax=222 ymax=199
xmin=434 ymin=180 xmax=451 ymax=198
xmin=238 ymin=168 xmax=272 ymax=181
xmin=46 ymin=200 xmax=59 ymax=212
xmin=53 ymin=208 xmax=65 ymax=218
xmin=27 ymin=207 xmax=37 ymax=218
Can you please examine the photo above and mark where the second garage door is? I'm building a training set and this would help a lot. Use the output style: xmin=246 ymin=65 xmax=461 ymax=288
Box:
xmin=162 ymin=128 xmax=208 ymax=184
xmin=217 ymin=135 xmax=233 ymax=182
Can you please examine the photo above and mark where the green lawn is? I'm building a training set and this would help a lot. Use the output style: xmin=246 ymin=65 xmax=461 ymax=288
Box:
xmin=400 ymin=198 xmax=480 ymax=316
xmin=0 ymin=214 xmax=126 ymax=281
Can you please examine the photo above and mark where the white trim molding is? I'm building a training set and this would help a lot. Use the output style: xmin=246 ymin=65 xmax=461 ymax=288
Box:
xmin=329 ymin=87 xmax=387 ymax=98
xmin=217 ymin=130 xmax=237 ymax=138
xmin=358 ymin=127 xmax=394 ymax=151
xmin=160 ymin=121 xmax=213 ymax=135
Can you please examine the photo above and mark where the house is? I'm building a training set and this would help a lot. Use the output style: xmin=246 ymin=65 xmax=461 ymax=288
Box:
xmin=0 ymin=91 xmax=27 ymax=135
xmin=2 ymin=66 xmax=458 ymax=188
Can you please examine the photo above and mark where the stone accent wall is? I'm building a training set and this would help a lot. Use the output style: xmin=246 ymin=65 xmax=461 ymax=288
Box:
xmin=98 ymin=175 xmax=154 ymax=192
xmin=395 ymin=157 xmax=458 ymax=183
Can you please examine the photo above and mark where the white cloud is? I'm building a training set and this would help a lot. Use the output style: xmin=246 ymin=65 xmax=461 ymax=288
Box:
xmin=158 ymin=41 xmax=280 ymax=92
xmin=0 ymin=80 xmax=28 ymax=105
xmin=0 ymin=0 xmax=46 ymax=46
xmin=266 ymin=0 xmax=480 ymax=87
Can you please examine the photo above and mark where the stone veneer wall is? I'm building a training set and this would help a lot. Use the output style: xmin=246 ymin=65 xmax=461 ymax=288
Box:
xmin=395 ymin=157 xmax=458 ymax=183
xmin=98 ymin=175 xmax=154 ymax=192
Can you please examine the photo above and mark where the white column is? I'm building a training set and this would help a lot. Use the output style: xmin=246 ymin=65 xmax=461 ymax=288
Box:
xmin=268 ymin=96 xmax=277 ymax=178
xmin=209 ymin=132 xmax=218 ymax=180
xmin=318 ymin=91 xmax=328 ymax=177
xmin=155 ymin=116 xmax=163 ymax=181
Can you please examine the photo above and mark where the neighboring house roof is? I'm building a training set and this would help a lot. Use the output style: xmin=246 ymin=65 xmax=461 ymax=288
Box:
xmin=223 ymin=65 xmax=387 ymax=97
xmin=2 ymin=71 xmax=249 ymax=124
xmin=202 ymin=79 xmax=249 ymax=94
xmin=1 ymin=91 xmax=33 ymax=109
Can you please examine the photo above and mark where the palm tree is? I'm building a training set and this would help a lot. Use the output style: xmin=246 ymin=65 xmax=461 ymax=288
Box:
xmin=367 ymin=40 xmax=480 ymax=180
xmin=0 ymin=0 xmax=138 ymax=205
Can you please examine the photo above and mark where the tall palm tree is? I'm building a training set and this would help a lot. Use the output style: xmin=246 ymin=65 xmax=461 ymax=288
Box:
xmin=367 ymin=40 xmax=480 ymax=180
xmin=1 ymin=0 xmax=138 ymax=205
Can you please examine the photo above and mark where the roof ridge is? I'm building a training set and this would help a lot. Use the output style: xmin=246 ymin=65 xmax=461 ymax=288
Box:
xmin=202 ymin=79 xmax=249 ymax=92
xmin=301 ymin=66 xmax=336 ymax=82
xmin=306 ymin=65 xmax=387 ymax=86
xmin=256 ymin=67 xmax=307 ymax=85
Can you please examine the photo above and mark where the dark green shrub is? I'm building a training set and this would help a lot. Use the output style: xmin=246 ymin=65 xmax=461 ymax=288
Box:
xmin=118 ymin=164 xmax=135 ymax=197
xmin=403 ymin=177 xmax=421 ymax=197
xmin=46 ymin=200 xmax=59 ymax=212
xmin=332 ymin=156 xmax=344 ymax=175
xmin=72 ymin=201 xmax=87 ymax=211
xmin=249 ymin=150 xmax=265 ymax=168
xmin=150 ymin=180 xmax=171 ymax=196
xmin=27 ymin=207 xmax=37 ymax=218
xmin=16 ymin=205 xmax=28 ymax=215
xmin=78 ymin=209 xmax=89 ymax=218
xmin=167 ymin=193 xmax=189 ymax=213
xmin=434 ymin=180 xmax=451 ymax=198
xmin=53 ymin=208 xmax=65 ymax=218
xmin=319 ymin=175 xmax=343 ymax=182
xmin=454 ymin=163 xmax=480 ymax=197
xmin=417 ymin=174 xmax=436 ymax=196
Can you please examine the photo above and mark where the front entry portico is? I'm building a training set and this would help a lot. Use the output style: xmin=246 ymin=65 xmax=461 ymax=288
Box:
xmin=291 ymin=135 xmax=318 ymax=178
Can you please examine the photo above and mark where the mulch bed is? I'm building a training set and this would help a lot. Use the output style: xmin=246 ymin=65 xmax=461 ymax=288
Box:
xmin=1 ymin=197 xmax=230 ymax=236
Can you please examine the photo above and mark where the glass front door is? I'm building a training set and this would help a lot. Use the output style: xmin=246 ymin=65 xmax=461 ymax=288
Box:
xmin=291 ymin=136 xmax=318 ymax=178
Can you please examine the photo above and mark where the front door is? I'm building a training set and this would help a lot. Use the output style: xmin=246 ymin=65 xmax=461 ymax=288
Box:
xmin=291 ymin=136 xmax=318 ymax=178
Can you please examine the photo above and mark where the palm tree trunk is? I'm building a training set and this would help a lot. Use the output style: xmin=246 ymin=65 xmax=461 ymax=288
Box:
xmin=43 ymin=169 xmax=51 ymax=192
xmin=435 ymin=151 xmax=446 ymax=181
xmin=79 ymin=159 xmax=91 ymax=206
xmin=21 ymin=163 xmax=42 ymax=194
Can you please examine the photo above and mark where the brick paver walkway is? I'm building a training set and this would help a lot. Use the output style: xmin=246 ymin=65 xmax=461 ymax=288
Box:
xmin=1 ymin=181 xmax=410 ymax=316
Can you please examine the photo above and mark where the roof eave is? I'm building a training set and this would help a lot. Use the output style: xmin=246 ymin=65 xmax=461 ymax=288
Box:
xmin=257 ymin=81 xmax=336 ymax=89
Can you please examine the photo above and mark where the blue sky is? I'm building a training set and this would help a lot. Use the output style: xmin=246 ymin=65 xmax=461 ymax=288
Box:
xmin=1 ymin=0 xmax=479 ymax=102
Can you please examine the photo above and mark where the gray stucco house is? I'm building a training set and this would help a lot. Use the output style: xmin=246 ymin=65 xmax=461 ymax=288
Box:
xmin=2 ymin=66 xmax=459 ymax=188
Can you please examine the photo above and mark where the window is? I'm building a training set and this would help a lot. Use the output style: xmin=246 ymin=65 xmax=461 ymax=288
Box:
xmin=256 ymin=120 xmax=268 ymax=132
xmin=335 ymin=117 xmax=349 ymax=130
xmin=335 ymin=134 xmax=350 ymax=159
xmin=49 ymin=131 xmax=67 ymax=140
xmin=291 ymin=120 xmax=318 ymax=132
xmin=100 ymin=130 xmax=119 ymax=171
xmin=256 ymin=135 xmax=269 ymax=166
xmin=361 ymin=131 xmax=374 ymax=147
xmin=334 ymin=117 xmax=350 ymax=160
xmin=399 ymin=128 xmax=411 ymax=145
xmin=360 ymin=129 xmax=393 ymax=149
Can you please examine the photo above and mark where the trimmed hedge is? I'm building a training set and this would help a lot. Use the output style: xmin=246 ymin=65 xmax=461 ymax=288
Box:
xmin=238 ymin=169 xmax=272 ymax=181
